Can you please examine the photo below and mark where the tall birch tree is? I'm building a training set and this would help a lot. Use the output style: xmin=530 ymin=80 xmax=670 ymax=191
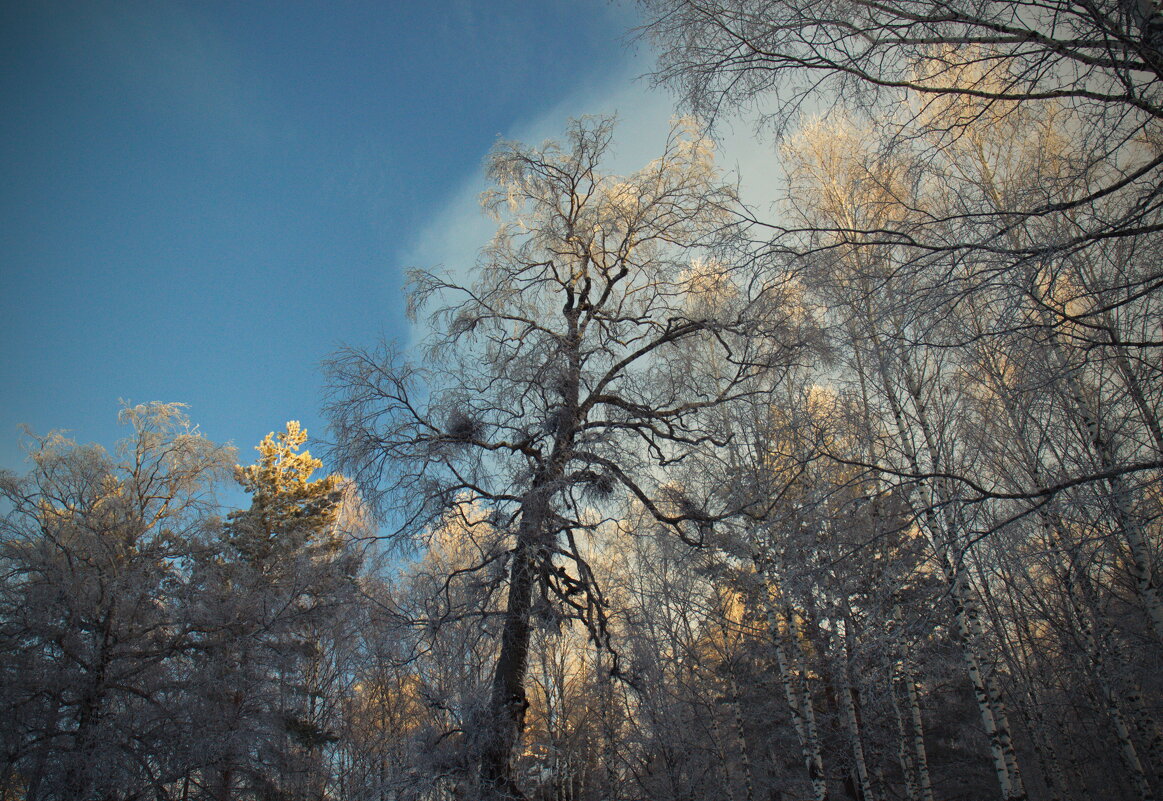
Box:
xmin=325 ymin=116 xmax=802 ymax=799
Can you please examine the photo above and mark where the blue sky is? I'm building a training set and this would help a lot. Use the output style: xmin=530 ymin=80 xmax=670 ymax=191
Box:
xmin=0 ymin=0 xmax=677 ymax=478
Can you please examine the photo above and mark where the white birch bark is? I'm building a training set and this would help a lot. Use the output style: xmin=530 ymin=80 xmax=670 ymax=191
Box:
xmin=899 ymin=361 xmax=1026 ymax=801
xmin=1001 ymin=355 xmax=1160 ymax=797
xmin=710 ymin=694 xmax=736 ymax=801
xmin=838 ymin=621 xmax=877 ymax=801
xmin=900 ymin=663 xmax=935 ymax=801
xmin=861 ymin=327 xmax=1024 ymax=800
xmin=794 ymin=626 xmax=829 ymax=801
xmin=1067 ymin=565 xmax=1159 ymax=800
xmin=1053 ymin=341 xmax=1163 ymax=640
xmin=760 ymin=571 xmax=829 ymax=801
xmin=1007 ymin=241 xmax=1163 ymax=641
xmin=728 ymin=672 xmax=756 ymax=801
xmin=888 ymin=658 xmax=920 ymax=801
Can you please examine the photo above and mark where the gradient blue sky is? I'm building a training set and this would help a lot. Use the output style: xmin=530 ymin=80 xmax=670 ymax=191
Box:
xmin=1 ymin=0 xmax=671 ymax=477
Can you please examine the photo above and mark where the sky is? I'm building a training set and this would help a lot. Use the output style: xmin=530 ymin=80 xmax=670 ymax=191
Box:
xmin=0 ymin=0 xmax=781 ymax=489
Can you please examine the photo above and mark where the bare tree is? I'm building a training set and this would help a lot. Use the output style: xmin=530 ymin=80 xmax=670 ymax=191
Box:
xmin=325 ymin=116 xmax=803 ymax=799
xmin=637 ymin=0 xmax=1163 ymax=481
xmin=637 ymin=0 xmax=1163 ymax=250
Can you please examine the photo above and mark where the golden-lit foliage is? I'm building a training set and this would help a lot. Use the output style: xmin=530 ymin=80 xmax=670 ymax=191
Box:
xmin=235 ymin=421 xmax=341 ymax=532
xmin=229 ymin=422 xmax=347 ymax=561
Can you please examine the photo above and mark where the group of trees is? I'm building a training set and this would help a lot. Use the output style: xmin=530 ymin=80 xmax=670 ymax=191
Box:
xmin=0 ymin=407 xmax=366 ymax=800
xmin=3 ymin=0 xmax=1161 ymax=800
xmin=628 ymin=2 xmax=1163 ymax=798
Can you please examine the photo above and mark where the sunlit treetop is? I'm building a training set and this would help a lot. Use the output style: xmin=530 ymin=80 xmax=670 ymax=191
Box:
xmin=230 ymin=421 xmax=344 ymax=557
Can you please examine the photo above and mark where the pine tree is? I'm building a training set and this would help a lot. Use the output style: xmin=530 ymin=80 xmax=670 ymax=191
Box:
xmin=194 ymin=422 xmax=359 ymax=801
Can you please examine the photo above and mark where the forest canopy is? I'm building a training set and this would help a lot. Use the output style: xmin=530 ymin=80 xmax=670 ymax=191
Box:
xmin=2 ymin=2 xmax=1161 ymax=801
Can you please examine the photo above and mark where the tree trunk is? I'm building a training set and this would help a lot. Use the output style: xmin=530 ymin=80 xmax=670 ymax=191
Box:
xmin=864 ymin=329 xmax=1024 ymax=800
xmin=477 ymin=489 xmax=554 ymax=801
xmin=839 ymin=622 xmax=876 ymax=801
xmin=888 ymin=657 xmax=919 ymax=801
xmin=762 ymin=583 xmax=829 ymax=801
xmin=1032 ymin=291 xmax=1163 ymax=640
xmin=900 ymin=665 xmax=935 ymax=801
xmin=730 ymin=672 xmax=757 ymax=801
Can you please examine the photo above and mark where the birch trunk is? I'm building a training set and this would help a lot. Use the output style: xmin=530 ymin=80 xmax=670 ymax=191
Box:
xmin=900 ymin=362 xmax=1026 ymax=801
xmin=477 ymin=488 xmax=554 ymax=801
xmin=862 ymin=327 xmax=1024 ymax=800
xmin=711 ymin=693 xmax=736 ymax=801
xmin=838 ymin=622 xmax=876 ymax=801
xmin=729 ymin=672 xmax=757 ymax=801
xmin=900 ymin=663 xmax=935 ymax=801
xmin=888 ymin=660 xmax=919 ymax=801
xmin=1033 ymin=291 xmax=1163 ymax=640
xmin=1069 ymin=566 xmax=1158 ymax=800
xmin=761 ymin=572 xmax=829 ymax=801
